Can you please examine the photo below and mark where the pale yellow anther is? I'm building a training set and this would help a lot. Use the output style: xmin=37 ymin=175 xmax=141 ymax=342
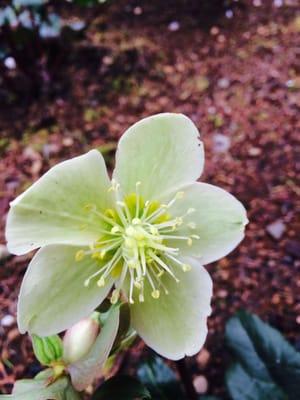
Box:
xmin=97 ymin=277 xmax=105 ymax=287
xmin=182 ymin=264 xmax=192 ymax=272
xmin=117 ymin=201 xmax=125 ymax=207
xmin=75 ymin=250 xmax=85 ymax=262
xmin=110 ymin=289 xmax=120 ymax=304
xmin=84 ymin=279 xmax=90 ymax=287
xmin=132 ymin=218 xmax=141 ymax=225
xmin=111 ymin=226 xmax=121 ymax=234
xmin=151 ymin=289 xmax=160 ymax=299
xmin=191 ymin=235 xmax=200 ymax=240
xmin=150 ymin=226 xmax=159 ymax=235
xmin=128 ymin=259 xmax=137 ymax=269
xmin=136 ymin=181 xmax=141 ymax=187
xmin=134 ymin=280 xmax=142 ymax=289
xmin=187 ymin=238 xmax=193 ymax=246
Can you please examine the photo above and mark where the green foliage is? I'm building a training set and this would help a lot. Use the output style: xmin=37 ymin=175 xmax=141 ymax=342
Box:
xmin=225 ymin=310 xmax=300 ymax=400
xmin=138 ymin=356 xmax=185 ymax=400
xmin=90 ymin=375 xmax=151 ymax=400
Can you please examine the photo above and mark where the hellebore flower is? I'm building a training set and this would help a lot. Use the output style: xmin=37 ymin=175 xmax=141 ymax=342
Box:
xmin=6 ymin=113 xmax=248 ymax=360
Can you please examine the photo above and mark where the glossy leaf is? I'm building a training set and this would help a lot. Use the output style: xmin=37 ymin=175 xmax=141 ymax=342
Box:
xmin=225 ymin=311 xmax=300 ymax=400
xmin=138 ymin=355 xmax=184 ymax=400
xmin=226 ymin=363 xmax=285 ymax=400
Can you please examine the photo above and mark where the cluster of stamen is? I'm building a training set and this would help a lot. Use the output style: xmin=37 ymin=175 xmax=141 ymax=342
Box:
xmin=76 ymin=180 xmax=199 ymax=304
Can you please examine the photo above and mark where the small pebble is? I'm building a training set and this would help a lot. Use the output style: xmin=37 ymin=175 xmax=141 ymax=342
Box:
xmin=266 ymin=219 xmax=286 ymax=240
xmin=193 ymin=375 xmax=208 ymax=394
xmin=213 ymin=133 xmax=231 ymax=153
xmin=248 ymin=147 xmax=262 ymax=156
xmin=4 ymin=57 xmax=16 ymax=70
xmin=133 ymin=6 xmax=143 ymax=15
xmin=210 ymin=26 xmax=219 ymax=36
xmin=1 ymin=315 xmax=15 ymax=327
xmin=225 ymin=9 xmax=234 ymax=18
xmin=217 ymin=78 xmax=230 ymax=89
xmin=168 ymin=21 xmax=180 ymax=32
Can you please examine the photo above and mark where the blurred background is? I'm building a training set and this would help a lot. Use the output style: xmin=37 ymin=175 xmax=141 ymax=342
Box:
xmin=0 ymin=0 xmax=299 ymax=397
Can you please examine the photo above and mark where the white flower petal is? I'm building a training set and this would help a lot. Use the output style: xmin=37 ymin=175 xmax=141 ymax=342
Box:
xmin=167 ymin=182 xmax=248 ymax=264
xmin=113 ymin=113 xmax=204 ymax=200
xmin=6 ymin=150 xmax=111 ymax=255
xmin=17 ymin=245 xmax=114 ymax=336
xmin=129 ymin=257 xmax=212 ymax=360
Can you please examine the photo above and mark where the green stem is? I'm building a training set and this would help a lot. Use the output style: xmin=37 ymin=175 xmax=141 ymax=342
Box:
xmin=175 ymin=359 xmax=198 ymax=400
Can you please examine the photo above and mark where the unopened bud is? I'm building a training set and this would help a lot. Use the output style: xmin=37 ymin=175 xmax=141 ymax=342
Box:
xmin=32 ymin=334 xmax=63 ymax=366
xmin=63 ymin=315 xmax=100 ymax=364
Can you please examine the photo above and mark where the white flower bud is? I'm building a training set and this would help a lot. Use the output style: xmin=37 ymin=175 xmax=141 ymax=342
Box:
xmin=63 ymin=317 xmax=100 ymax=364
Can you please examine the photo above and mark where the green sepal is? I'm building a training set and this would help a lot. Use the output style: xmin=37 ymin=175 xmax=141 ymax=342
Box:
xmin=32 ymin=334 xmax=63 ymax=366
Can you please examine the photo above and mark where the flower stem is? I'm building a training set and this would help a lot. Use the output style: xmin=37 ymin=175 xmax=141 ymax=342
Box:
xmin=175 ymin=359 xmax=198 ymax=400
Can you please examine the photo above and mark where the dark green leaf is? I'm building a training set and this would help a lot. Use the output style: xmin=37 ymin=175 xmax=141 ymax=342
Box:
xmin=226 ymin=363 xmax=285 ymax=400
xmin=13 ymin=0 xmax=46 ymax=7
xmin=226 ymin=310 xmax=300 ymax=400
xmin=91 ymin=375 xmax=151 ymax=400
xmin=198 ymin=397 xmax=222 ymax=400
xmin=138 ymin=356 xmax=184 ymax=400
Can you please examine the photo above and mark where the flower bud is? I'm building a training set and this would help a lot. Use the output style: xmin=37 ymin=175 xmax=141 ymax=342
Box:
xmin=32 ymin=334 xmax=63 ymax=366
xmin=63 ymin=315 xmax=100 ymax=364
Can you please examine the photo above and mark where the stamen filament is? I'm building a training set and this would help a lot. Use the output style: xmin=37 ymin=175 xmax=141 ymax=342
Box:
xmin=148 ymin=250 xmax=179 ymax=282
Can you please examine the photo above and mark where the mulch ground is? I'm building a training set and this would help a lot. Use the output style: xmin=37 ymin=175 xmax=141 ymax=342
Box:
xmin=0 ymin=0 xmax=299 ymax=397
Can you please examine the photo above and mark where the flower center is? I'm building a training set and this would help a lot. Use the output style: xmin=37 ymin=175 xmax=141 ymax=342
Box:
xmin=76 ymin=180 xmax=199 ymax=304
